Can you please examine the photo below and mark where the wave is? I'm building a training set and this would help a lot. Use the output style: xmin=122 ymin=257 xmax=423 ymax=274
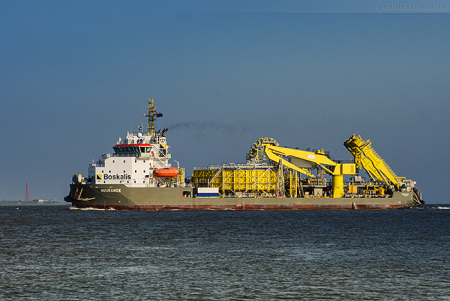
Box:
xmin=69 ymin=206 xmax=116 ymax=211
xmin=437 ymin=206 xmax=450 ymax=210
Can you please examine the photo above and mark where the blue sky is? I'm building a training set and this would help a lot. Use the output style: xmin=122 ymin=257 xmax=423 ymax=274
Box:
xmin=1 ymin=1 xmax=449 ymax=203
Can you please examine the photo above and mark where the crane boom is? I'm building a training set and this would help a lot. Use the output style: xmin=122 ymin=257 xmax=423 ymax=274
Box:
xmin=344 ymin=135 xmax=400 ymax=187
xmin=263 ymin=144 xmax=357 ymax=198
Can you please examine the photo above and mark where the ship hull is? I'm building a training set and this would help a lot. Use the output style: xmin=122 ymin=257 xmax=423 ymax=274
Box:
xmin=65 ymin=184 xmax=420 ymax=210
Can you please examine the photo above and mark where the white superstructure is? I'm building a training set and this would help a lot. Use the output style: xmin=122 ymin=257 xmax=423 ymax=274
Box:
xmin=83 ymin=99 xmax=182 ymax=188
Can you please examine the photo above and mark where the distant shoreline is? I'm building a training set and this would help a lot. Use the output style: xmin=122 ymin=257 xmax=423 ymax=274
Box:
xmin=0 ymin=201 xmax=69 ymax=206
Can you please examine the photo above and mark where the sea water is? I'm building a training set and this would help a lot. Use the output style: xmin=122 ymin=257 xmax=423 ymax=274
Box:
xmin=0 ymin=205 xmax=448 ymax=300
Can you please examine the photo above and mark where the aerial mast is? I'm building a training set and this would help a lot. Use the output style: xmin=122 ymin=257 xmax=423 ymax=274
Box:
xmin=144 ymin=98 xmax=163 ymax=136
xmin=25 ymin=183 xmax=30 ymax=202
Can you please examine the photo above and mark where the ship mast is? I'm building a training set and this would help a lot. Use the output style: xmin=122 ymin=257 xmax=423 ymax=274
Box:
xmin=144 ymin=98 xmax=163 ymax=136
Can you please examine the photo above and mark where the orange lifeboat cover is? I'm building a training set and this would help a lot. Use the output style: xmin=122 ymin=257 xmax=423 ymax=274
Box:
xmin=153 ymin=167 xmax=179 ymax=178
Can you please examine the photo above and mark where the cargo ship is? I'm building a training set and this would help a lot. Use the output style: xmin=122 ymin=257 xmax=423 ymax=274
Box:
xmin=65 ymin=98 xmax=424 ymax=210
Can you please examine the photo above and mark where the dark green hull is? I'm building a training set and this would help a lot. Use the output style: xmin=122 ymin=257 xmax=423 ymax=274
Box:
xmin=65 ymin=184 xmax=422 ymax=210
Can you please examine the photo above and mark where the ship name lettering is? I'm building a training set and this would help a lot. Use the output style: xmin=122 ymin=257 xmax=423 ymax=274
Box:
xmin=100 ymin=189 xmax=122 ymax=193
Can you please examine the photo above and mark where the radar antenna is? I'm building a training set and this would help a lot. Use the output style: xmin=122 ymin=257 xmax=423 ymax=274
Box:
xmin=144 ymin=98 xmax=163 ymax=136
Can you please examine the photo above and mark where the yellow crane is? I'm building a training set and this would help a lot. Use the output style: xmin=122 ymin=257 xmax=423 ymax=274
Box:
xmin=344 ymin=135 xmax=401 ymax=188
xmin=262 ymin=144 xmax=357 ymax=198
xmin=246 ymin=135 xmax=421 ymax=202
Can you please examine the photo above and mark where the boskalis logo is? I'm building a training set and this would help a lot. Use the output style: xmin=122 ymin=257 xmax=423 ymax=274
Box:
xmin=100 ymin=173 xmax=132 ymax=180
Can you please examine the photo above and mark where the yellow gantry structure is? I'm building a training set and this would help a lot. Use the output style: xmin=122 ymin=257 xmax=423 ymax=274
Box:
xmin=192 ymin=164 xmax=280 ymax=197
xmin=344 ymin=135 xmax=400 ymax=188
